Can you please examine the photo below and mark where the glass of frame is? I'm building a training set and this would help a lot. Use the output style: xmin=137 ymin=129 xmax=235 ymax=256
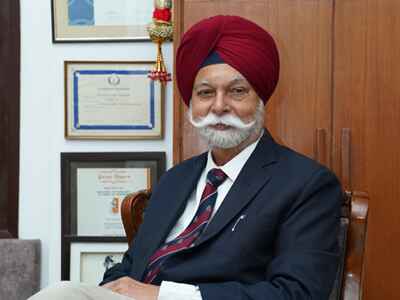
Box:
xmin=61 ymin=152 xmax=165 ymax=238
xmin=64 ymin=61 xmax=164 ymax=140
xmin=52 ymin=0 xmax=153 ymax=42
xmin=61 ymin=152 xmax=165 ymax=280
xmin=69 ymin=242 xmax=127 ymax=284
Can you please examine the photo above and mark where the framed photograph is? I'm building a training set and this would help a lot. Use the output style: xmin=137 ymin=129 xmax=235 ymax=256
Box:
xmin=69 ymin=242 xmax=127 ymax=284
xmin=61 ymin=152 xmax=165 ymax=280
xmin=61 ymin=152 xmax=165 ymax=238
xmin=51 ymin=0 xmax=153 ymax=42
xmin=64 ymin=61 xmax=164 ymax=140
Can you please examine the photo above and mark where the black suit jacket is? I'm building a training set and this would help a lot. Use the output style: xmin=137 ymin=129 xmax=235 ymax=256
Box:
xmin=101 ymin=131 xmax=342 ymax=299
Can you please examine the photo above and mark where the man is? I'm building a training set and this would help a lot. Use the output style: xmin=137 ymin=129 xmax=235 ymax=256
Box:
xmin=30 ymin=15 xmax=342 ymax=300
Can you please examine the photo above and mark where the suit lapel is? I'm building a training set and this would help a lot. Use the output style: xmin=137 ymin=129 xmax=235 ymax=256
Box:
xmin=132 ymin=131 xmax=279 ymax=279
xmin=132 ymin=153 xmax=207 ymax=280
xmin=195 ymin=132 xmax=279 ymax=247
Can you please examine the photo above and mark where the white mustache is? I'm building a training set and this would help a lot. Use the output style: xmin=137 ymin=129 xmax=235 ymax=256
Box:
xmin=189 ymin=112 xmax=256 ymax=130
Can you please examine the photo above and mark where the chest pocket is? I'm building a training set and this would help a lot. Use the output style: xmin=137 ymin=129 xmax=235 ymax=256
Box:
xmin=218 ymin=211 xmax=277 ymax=259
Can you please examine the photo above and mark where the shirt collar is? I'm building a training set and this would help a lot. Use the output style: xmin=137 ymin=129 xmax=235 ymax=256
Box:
xmin=205 ymin=130 xmax=264 ymax=183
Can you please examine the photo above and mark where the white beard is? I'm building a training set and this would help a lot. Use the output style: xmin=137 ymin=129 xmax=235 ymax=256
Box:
xmin=187 ymin=100 xmax=265 ymax=149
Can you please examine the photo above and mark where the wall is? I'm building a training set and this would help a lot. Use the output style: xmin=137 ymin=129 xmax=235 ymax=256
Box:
xmin=19 ymin=0 xmax=174 ymax=287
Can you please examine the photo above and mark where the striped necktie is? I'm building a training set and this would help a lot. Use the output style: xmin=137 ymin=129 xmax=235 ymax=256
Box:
xmin=143 ymin=168 xmax=227 ymax=284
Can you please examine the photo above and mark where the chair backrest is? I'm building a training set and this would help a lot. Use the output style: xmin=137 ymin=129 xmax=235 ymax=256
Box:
xmin=329 ymin=203 xmax=350 ymax=300
xmin=121 ymin=189 xmax=151 ymax=246
xmin=121 ymin=189 xmax=369 ymax=300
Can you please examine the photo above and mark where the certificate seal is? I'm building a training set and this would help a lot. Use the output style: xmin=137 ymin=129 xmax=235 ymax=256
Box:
xmin=108 ymin=73 xmax=121 ymax=86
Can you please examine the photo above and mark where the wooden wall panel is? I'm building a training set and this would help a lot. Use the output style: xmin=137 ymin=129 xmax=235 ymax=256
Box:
xmin=173 ymin=0 xmax=400 ymax=297
xmin=333 ymin=0 xmax=400 ymax=298
xmin=173 ymin=0 xmax=334 ymax=165
xmin=0 ymin=0 xmax=20 ymax=238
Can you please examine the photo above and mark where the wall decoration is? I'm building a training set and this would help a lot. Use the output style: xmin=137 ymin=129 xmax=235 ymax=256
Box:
xmin=52 ymin=0 xmax=153 ymax=42
xmin=61 ymin=151 xmax=166 ymax=280
xmin=64 ymin=61 xmax=164 ymax=139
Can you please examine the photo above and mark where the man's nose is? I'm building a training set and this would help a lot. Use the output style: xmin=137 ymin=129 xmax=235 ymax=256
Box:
xmin=211 ymin=91 xmax=229 ymax=115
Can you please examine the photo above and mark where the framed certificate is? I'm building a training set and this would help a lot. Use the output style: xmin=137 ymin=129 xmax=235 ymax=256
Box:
xmin=52 ymin=0 xmax=153 ymax=42
xmin=69 ymin=242 xmax=127 ymax=284
xmin=61 ymin=152 xmax=165 ymax=280
xmin=65 ymin=61 xmax=164 ymax=140
xmin=61 ymin=152 xmax=165 ymax=238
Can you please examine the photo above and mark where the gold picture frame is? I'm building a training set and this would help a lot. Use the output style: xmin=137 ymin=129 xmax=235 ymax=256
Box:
xmin=52 ymin=0 xmax=153 ymax=42
xmin=64 ymin=61 xmax=164 ymax=140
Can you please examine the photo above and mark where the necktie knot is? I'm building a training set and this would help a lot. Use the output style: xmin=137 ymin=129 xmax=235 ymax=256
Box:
xmin=207 ymin=168 xmax=227 ymax=188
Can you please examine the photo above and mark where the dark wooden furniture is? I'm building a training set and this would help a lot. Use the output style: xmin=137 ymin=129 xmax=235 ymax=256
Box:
xmin=341 ymin=191 xmax=369 ymax=300
xmin=121 ymin=189 xmax=369 ymax=300
xmin=0 ymin=0 xmax=20 ymax=238
xmin=121 ymin=189 xmax=151 ymax=246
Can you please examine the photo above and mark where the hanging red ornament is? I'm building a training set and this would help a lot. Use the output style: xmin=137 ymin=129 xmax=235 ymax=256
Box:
xmin=153 ymin=8 xmax=172 ymax=22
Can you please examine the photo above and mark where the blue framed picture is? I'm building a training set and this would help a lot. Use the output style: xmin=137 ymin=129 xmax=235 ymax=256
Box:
xmin=65 ymin=61 xmax=164 ymax=139
xmin=52 ymin=0 xmax=154 ymax=42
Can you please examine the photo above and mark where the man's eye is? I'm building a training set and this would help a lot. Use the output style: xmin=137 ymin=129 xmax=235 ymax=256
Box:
xmin=229 ymin=87 xmax=249 ymax=99
xmin=197 ymin=90 xmax=215 ymax=98
xmin=232 ymin=88 xmax=246 ymax=94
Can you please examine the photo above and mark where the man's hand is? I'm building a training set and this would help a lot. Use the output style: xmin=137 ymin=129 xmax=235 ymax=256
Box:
xmin=103 ymin=277 xmax=160 ymax=300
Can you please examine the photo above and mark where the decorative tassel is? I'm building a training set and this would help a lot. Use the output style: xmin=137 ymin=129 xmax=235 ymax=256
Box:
xmin=147 ymin=0 xmax=173 ymax=84
xmin=148 ymin=41 xmax=171 ymax=82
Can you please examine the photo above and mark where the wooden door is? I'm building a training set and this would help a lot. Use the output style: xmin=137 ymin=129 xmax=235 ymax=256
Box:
xmin=173 ymin=0 xmax=334 ymax=166
xmin=0 ymin=0 xmax=20 ymax=238
xmin=333 ymin=0 xmax=400 ymax=298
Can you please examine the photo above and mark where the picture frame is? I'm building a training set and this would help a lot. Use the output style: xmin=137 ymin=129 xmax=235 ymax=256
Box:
xmin=61 ymin=152 xmax=165 ymax=238
xmin=61 ymin=152 xmax=165 ymax=280
xmin=51 ymin=0 xmax=153 ymax=42
xmin=68 ymin=242 xmax=128 ymax=284
xmin=64 ymin=61 xmax=164 ymax=140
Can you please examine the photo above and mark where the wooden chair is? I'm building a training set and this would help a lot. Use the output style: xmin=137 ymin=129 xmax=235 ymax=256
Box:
xmin=121 ymin=189 xmax=151 ymax=246
xmin=121 ymin=190 xmax=368 ymax=300
xmin=340 ymin=191 xmax=369 ymax=300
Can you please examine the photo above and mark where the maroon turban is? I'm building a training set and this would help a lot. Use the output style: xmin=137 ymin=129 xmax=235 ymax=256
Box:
xmin=176 ymin=15 xmax=280 ymax=106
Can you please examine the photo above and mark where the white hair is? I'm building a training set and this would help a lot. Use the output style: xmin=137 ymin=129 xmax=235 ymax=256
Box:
xmin=187 ymin=100 xmax=265 ymax=149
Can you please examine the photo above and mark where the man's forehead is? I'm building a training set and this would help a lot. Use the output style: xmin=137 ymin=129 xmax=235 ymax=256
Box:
xmin=193 ymin=76 xmax=248 ymax=90
xmin=194 ymin=64 xmax=249 ymax=87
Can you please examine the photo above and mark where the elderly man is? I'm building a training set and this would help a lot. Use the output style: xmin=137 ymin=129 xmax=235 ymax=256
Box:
xmin=30 ymin=15 xmax=341 ymax=300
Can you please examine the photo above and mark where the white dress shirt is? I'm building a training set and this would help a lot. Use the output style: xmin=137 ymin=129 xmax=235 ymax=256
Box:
xmin=157 ymin=133 xmax=263 ymax=300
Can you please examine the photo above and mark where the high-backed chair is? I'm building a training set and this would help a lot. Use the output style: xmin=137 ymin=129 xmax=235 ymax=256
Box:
xmin=121 ymin=190 xmax=368 ymax=300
